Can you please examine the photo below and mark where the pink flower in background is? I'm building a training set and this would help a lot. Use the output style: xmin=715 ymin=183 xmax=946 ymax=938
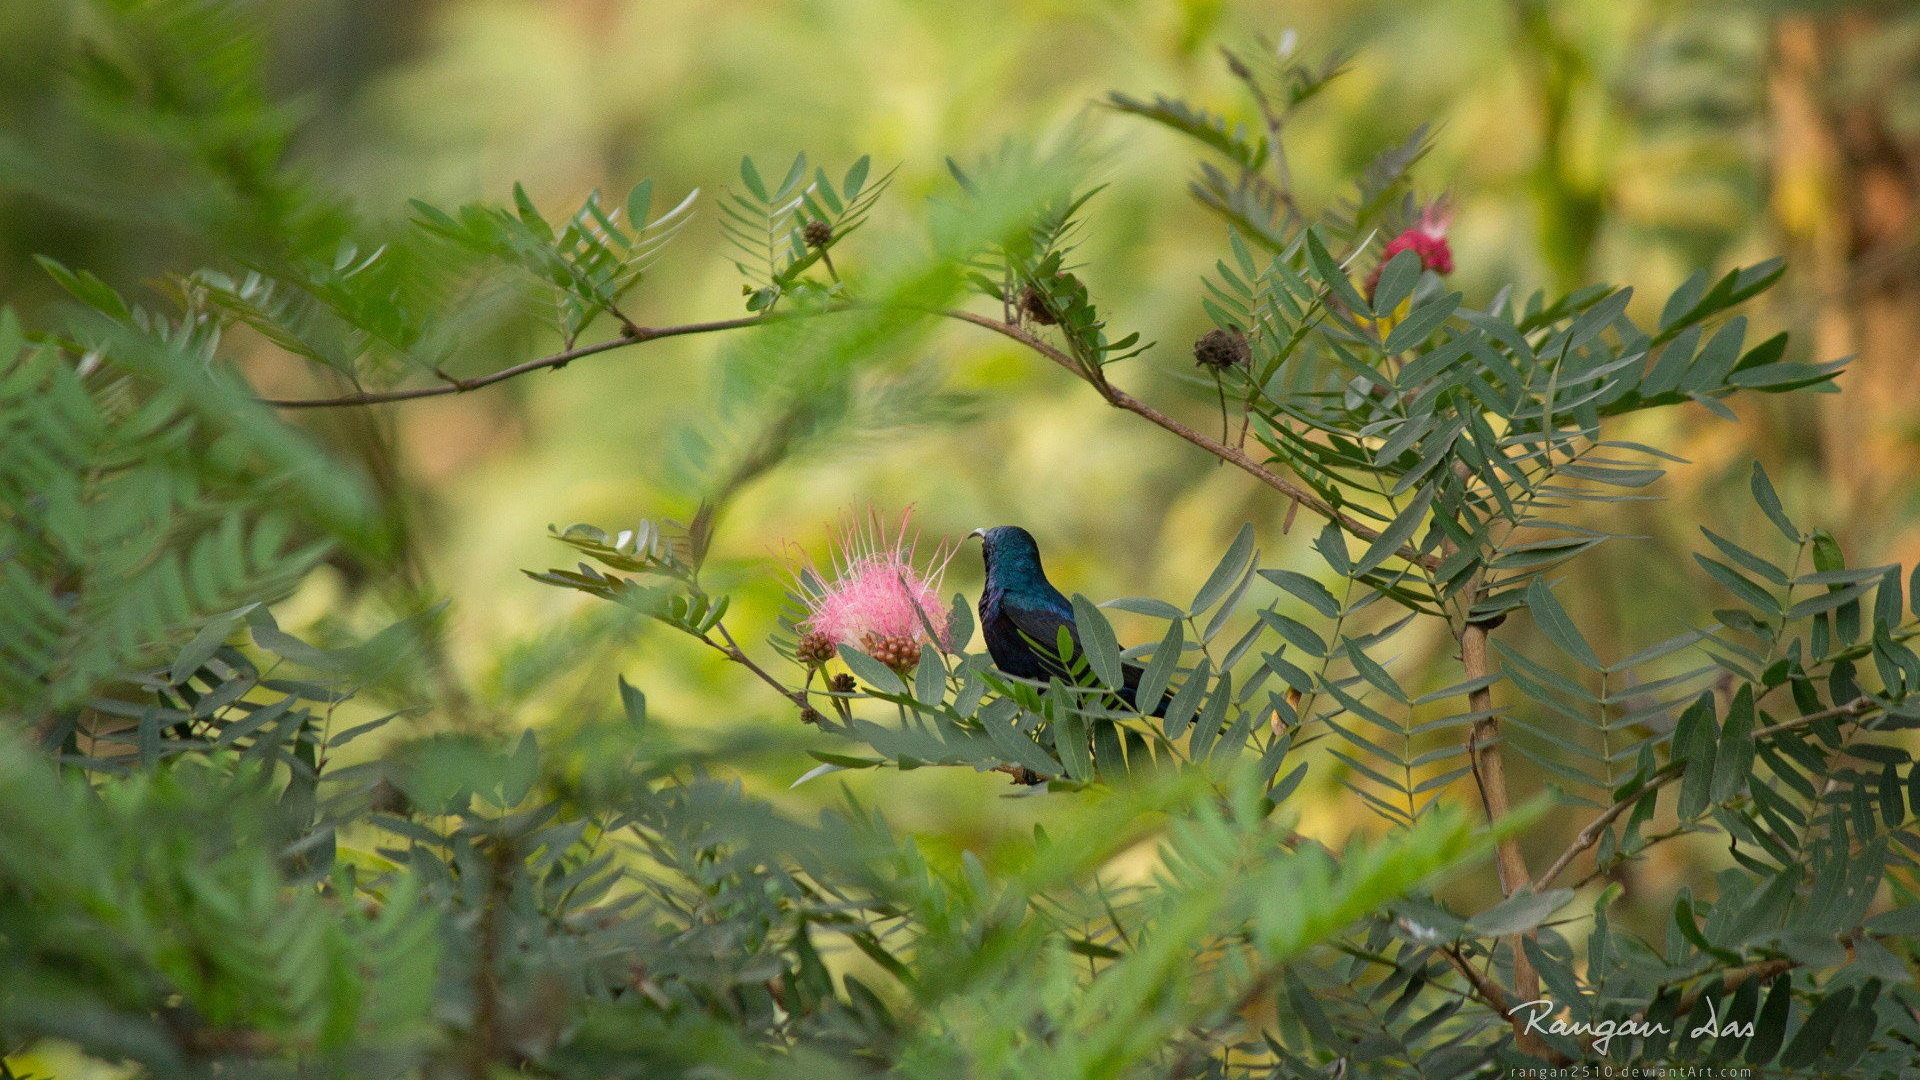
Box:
xmin=792 ymin=508 xmax=954 ymax=672
xmin=1365 ymin=201 xmax=1454 ymax=301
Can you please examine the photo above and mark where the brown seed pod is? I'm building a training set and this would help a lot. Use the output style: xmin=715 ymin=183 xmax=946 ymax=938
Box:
xmin=795 ymin=630 xmax=837 ymax=667
xmin=1194 ymin=327 xmax=1251 ymax=370
xmin=860 ymin=632 xmax=922 ymax=674
xmin=802 ymin=220 xmax=833 ymax=248
xmin=1019 ymin=284 xmax=1057 ymax=326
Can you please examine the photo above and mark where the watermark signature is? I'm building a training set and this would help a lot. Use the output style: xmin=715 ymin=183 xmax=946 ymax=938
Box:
xmin=1512 ymin=1060 xmax=1758 ymax=1068
xmin=1508 ymin=996 xmax=1756 ymax=1058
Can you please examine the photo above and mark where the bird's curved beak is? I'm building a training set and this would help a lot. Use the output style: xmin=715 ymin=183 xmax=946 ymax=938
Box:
xmin=967 ymin=528 xmax=987 ymax=541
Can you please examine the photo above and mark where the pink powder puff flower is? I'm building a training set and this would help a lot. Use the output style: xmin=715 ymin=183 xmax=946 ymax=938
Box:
xmin=1364 ymin=200 xmax=1454 ymax=301
xmin=791 ymin=508 xmax=955 ymax=672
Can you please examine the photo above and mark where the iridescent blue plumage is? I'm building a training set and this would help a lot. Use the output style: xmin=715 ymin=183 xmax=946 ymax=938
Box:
xmin=971 ymin=526 xmax=1164 ymax=715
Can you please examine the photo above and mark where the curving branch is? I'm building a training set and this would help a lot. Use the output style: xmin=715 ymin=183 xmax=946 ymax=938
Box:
xmin=939 ymin=310 xmax=1441 ymax=569
xmin=260 ymin=316 xmax=770 ymax=408
xmin=258 ymin=302 xmax=1442 ymax=571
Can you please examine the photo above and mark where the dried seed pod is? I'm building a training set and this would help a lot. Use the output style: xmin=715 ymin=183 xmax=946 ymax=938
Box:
xmin=1194 ymin=327 xmax=1250 ymax=370
xmin=1019 ymin=284 xmax=1057 ymax=326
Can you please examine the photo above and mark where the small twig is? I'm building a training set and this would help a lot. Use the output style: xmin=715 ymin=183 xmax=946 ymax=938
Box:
xmin=1438 ymin=941 xmax=1512 ymax=1016
xmin=707 ymin=622 xmax=812 ymax=715
xmin=1222 ymin=46 xmax=1298 ymax=212
xmin=430 ymin=366 xmax=476 ymax=392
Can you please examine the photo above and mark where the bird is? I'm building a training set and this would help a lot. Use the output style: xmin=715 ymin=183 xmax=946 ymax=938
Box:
xmin=969 ymin=525 xmax=1167 ymax=716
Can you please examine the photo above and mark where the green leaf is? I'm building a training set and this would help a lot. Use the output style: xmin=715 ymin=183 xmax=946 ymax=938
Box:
xmin=1701 ymin=529 xmax=1788 ymax=586
xmin=790 ymin=762 xmax=855 ymax=787
xmin=617 ymin=675 xmax=648 ymax=728
xmin=1780 ymin=986 xmax=1855 ymax=1069
xmin=1051 ymin=700 xmax=1094 ymax=780
xmin=1369 ymin=249 xmax=1422 ymax=314
xmin=740 ymin=156 xmax=769 ymax=201
xmin=1383 ymin=294 xmax=1460 ymax=354
xmin=1468 ymin=888 xmax=1573 ymax=936
xmin=982 ymin=704 xmax=1062 ymax=777
xmin=1525 ymin=579 xmax=1601 ymax=670
xmin=1070 ymin=595 xmax=1123 ymax=691
xmin=1864 ymin=905 xmax=1920 ymax=935
xmin=805 ymin=750 xmax=885 ymax=769
xmin=625 ymin=178 xmax=655 ymax=227
xmin=1674 ymin=693 xmax=1720 ymax=819
xmin=1104 ymin=596 xmax=1186 ymax=620
xmin=810 ymin=167 xmax=844 ymax=215
xmin=1355 ymin=484 xmax=1435 ymax=577
xmin=1674 ymin=892 xmax=1741 ymax=963
xmin=1191 ymin=523 xmax=1257 ymax=615
xmin=843 ymin=155 xmax=872 ymax=199
xmin=1260 ymin=569 xmax=1342 ymax=619
xmin=913 ymin=649 xmax=945 ymax=706
xmin=1710 ymin=685 xmax=1755 ymax=804
xmin=1745 ymin=975 xmax=1791 ymax=1064
xmin=838 ymin=644 xmax=906 ymax=696
xmin=169 ymin=604 xmax=258 ymax=685
xmin=1105 ymin=93 xmax=1267 ymax=173
xmin=1660 ymin=268 xmax=1709 ymax=330
xmin=946 ymin=592 xmax=975 ymax=651
xmin=1696 ymin=555 xmax=1781 ymax=615
xmin=36 ymin=256 xmax=134 ymax=322
xmin=1135 ymin=618 xmax=1184 ymax=719
xmin=1305 ymin=230 xmax=1369 ymax=314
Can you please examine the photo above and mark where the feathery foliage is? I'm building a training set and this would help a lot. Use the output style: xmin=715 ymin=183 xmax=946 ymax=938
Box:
xmin=4 ymin=7 xmax=1918 ymax=1079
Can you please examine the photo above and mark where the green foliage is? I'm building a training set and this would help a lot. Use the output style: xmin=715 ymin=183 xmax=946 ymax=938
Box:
xmin=4 ymin=8 xmax=1919 ymax=1080
xmin=0 ymin=306 xmax=376 ymax=717
xmin=412 ymin=180 xmax=698 ymax=346
xmin=722 ymin=154 xmax=893 ymax=312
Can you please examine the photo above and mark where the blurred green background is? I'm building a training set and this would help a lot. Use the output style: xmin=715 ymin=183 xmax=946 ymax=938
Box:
xmin=5 ymin=0 xmax=1919 ymax=914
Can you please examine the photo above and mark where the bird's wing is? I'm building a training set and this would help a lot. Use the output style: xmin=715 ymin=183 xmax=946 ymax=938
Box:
xmin=999 ymin=593 xmax=1082 ymax=667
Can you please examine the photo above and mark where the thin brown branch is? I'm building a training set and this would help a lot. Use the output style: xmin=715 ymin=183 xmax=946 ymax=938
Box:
xmin=262 ymin=315 xmax=770 ymax=408
xmin=1436 ymin=940 xmax=1575 ymax=1064
xmin=1438 ymin=942 xmax=1509 ymax=1015
xmin=259 ymin=300 xmax=1441 ymax=572
xmin=1532 ymin=695 xmax=1877 ymax=892
xmin=707 ymin=622 xmax=812 ymax=715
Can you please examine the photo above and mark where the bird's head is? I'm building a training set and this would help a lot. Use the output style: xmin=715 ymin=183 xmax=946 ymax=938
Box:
xmin=968 ymin=525 xmax=1044 ymax=579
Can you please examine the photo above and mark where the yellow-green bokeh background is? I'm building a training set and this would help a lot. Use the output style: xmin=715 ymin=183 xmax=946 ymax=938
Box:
xmin=6 ymin=0 xmax=1920 ymax=1012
